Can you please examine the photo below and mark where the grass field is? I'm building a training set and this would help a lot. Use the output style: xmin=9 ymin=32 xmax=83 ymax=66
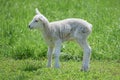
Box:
xmin=0 ymin=0 xmax=120 ymax=80
xmin=0 ymin=58 xmax=120 ymax=80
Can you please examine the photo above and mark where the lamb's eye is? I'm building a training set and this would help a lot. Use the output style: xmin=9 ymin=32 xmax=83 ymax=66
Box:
xmin=35 ymin=20 xmax=38 ymax=22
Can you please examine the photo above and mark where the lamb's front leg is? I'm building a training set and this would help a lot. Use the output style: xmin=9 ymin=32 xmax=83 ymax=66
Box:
xmin=77 ymin=39 xmax=91 ymax=71
xmin=54 ymin=40 xmax=62 ymax=68
xmin=81 ymin=44 xmax=91 ymax=71
xmin=47 ymin=46 xmax=53 ymax=67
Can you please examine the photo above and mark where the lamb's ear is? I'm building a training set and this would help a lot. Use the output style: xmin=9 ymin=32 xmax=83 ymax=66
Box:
xmin=35 ymin=8 xmax=41 ymax=15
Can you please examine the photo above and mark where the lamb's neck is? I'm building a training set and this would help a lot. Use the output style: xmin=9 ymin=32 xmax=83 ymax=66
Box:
xmin=41 ymin=19 xmax=52 ymax=39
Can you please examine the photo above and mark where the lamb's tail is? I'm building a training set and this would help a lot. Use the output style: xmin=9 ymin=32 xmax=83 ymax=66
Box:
xmin=84 ymin=23 xmax=92 ymax=35
xmin=89 ymin=23 xmax=92 ymax=33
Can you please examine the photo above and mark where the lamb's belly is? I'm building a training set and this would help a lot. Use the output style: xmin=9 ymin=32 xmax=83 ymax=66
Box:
xmin=60 ymin=34 xmax=74 ymax=42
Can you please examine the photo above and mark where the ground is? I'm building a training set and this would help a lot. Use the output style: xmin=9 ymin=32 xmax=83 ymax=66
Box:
xmin=0 ymin=58 xmax=119 ymax=80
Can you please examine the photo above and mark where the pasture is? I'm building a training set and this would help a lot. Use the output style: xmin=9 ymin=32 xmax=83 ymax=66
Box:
xmin=0 ymin=0 xmax=120 ymax=80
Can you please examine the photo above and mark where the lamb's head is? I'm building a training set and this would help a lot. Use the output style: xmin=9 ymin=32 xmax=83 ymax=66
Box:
xmin=29 ymin=8 xmax=46 ymax=29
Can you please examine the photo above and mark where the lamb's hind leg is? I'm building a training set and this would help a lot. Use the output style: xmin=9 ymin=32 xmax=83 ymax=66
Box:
xmin=77 ymin=38 xmax=91 ymax=71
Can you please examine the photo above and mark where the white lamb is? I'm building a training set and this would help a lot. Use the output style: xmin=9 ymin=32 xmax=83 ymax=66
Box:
xmin=29 ymin=8 xmax=92 ymax=71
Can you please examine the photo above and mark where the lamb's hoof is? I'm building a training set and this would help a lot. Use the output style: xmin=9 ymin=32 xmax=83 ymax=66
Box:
xmin=81 ymin=66 xmax=89 ymax=72
xmin=54 ymin=65 xmax=60 ymax=68
xmin=81 ymin=69 xmax=89 ymax=72
xmin=47 ymin=64 xmax=52 ymax=68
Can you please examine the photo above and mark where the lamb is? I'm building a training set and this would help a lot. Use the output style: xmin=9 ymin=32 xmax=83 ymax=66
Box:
xmin=28 ymin=8 xmax=92 ymax=71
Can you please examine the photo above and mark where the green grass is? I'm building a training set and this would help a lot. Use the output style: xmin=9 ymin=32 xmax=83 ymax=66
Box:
xmin=0 ymin=0 xmax=120 ymax=79
xmin=0 ymin=0 xmax=120 ymax=60
xmin=0 ymin=58 xmax=120 ymax=80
